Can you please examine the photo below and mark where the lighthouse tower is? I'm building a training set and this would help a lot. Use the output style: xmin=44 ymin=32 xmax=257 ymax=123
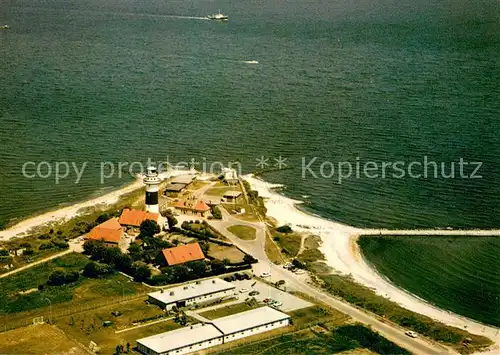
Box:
xmin=143 ymin=166 xmax=161 ymax=213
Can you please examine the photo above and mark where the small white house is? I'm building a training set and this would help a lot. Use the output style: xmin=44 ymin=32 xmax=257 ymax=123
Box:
xmin=148 ymin=278 xmax=236 ymax=311
xmin=213 ymin=306 xmax=291 ymax=343
xmin=136 ymin=307 xmax=291 ymax=355
xmin=137 ymin=323 xmax=223 ymax=355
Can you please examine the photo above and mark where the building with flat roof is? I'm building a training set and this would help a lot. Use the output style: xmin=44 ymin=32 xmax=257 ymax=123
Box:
xmin=223 ymin=190 xmax=242 ymax=202
xmin=148 ymin=278 xmax=235 ymax=311
xmin=213 ymin=306 xmax=291 ymax=343
xmin=136 ymin=307 xmax=291 ymax=355
xmin=171 ymin=175 xmax=195 ymax=186
xmin=136 ymin=323 xmax=223 ymax=355
xmin=165 ymin=183 xmax=186 ymax=193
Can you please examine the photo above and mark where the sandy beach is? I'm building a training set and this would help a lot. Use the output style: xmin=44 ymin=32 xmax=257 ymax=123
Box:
xmin=244 ymin=174 xmax=500 ymax=345
xmin=0 ymin=169 xmax=197 ymax=242
xmin=0 ymin=177 xmax=144 ymax=242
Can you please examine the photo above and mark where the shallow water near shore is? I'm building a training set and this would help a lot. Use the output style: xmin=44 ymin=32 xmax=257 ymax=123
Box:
xmin=0 ymin=0 xmax=499 ymax=230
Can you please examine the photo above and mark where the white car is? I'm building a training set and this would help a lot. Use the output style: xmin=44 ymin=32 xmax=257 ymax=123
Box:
xmin=239 ymin=288 xmax=249 ymax=293
xmin=260 ymin=272 xmax=271 ymax=278
xmin=405 ymin=331 xmax=418 ymax=338
xmin=294 ymin=269 xmax=306 ymax=275
xmin=270 ymin=301 xmax=282 ymax=307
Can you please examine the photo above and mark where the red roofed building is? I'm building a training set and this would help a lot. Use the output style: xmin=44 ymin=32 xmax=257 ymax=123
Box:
xmin=193 ymin=200 xmax=210 ymax=217
xmin=119 ymin=208 xmax=160 ymax=228
xmin=86 ymin=218 xmax=124 ymax=247
xmin=172 ymin=200 xmax=211 ymax=217
xmin=162 ymin=243 xmax=205 ymax=266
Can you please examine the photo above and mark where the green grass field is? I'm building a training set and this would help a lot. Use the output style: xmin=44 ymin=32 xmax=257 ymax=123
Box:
xmin=220 ymin=324 xmax=410 ymax=355
xmin=0 ymin=253 xmax=148 ymax=317
xmin=227 ymin=225 xmax=257 ymax=240
xmin=358 ymin=236 xmax=500 ymax=327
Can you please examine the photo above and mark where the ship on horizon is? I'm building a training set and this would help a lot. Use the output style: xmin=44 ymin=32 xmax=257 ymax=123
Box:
xmin=207 ymin=10 xmax=228 ymax=21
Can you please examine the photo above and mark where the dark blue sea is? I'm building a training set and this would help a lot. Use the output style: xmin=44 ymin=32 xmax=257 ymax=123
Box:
xmin=1 ymin=0 xmax=499 ymax=229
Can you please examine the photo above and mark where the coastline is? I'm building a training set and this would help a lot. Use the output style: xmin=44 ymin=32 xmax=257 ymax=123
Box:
xmin=243 ymin=174 xmax=500 ymax=343
xmin=0 ymin=176 xmax=144 ymax=242
xmin=0 ymin=168 xmax=199 ymax=242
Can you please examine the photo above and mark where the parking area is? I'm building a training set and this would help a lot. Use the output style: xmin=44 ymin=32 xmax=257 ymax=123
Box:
xmin=229 ymin=279 xmax=312 ymax=312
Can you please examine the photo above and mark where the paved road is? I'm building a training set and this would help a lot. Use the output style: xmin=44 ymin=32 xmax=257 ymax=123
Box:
xmin=209 ymin=209 xmax=457 ymax=355
xmin=0 ymin=239 xmax=83 ymax=279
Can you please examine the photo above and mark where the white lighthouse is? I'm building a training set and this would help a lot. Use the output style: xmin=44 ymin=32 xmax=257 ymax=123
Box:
xmin=143 ymin=166 xmax=161 ymax=214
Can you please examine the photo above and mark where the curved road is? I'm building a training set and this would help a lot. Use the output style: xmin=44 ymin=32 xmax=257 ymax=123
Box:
xmin=209 ymin=208 xmax=456 ymax=355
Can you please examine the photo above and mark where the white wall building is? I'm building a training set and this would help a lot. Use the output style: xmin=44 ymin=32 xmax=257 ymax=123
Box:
xmin=137 ymin=323 xmax=223 ymax=355
xmin=137 ymin=307 xmax=291 ymax=355
xmin=213 ymin=306 xmax=291 ymax=343
xmin=148 ymin=278 xmax=236 ymax=311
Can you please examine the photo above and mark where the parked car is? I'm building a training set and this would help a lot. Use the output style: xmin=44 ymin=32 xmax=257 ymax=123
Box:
xmin=263 ymin=298 xmax=271 ymax=303
xmin=234 ymin=273 xmax=244 ymax=280
xmin=405 ymin=331 xmax=418 ymax=338
xmin=241 ymin=273 xmax=251 ymax=280
xmin=239 ymin=288 xmax=249 ymax=293
xmin=223 ymin=276 xmax=232 ymax=282
xmin=283 ymin=263 xmax=293 ymax=269
xmin=260 ymin=272 xmax=271 ymax=278
xmin=270 ymin=301 xmax=283 ymax=307
xmin=249 ymin=291 xmax=260 ymax=296
xmin=294 ymin=269 xmax=306 ymax=275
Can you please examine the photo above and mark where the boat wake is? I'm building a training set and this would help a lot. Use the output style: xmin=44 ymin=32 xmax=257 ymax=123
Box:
xmin=243 ymin=60 xmax=259 ymax=64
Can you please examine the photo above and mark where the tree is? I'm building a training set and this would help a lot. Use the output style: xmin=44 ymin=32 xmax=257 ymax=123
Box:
xmin=126 ymin=342 xmax=130 ymax=353
xmin=114 ymin=253 xmax=133 ymax=272
xmin=276 ymin=225 xmax=293 ymax=233
xmin=48 ymin=270 xmax=67 ymax=286
xmin=0 ymin=249 xmax=9 ymax=256
xmin=83 ymin=239 xmax=106 ymax=260
xmin=243 ymin=254 xmax=257 ymax=264
xmin=211 ymin=206 xmax=222 ymax=220
xmin=132 ymin=261 xmax=151 ymax=282
xmin=23 ymin=248 xmax=35 ymax=256
xmin=170 ymin=264 xmax=190 ymax=282
xmin=128 ymin=243 xmax=142 ymax=261
xmin=102 ymin=247 xmax=122 ymax=265
xmin=96 ymin=213 xmax=112 ymax=225
xmin=166 ymin=215 xmax=178 ymax=229
xmin=83 ymin=261 xmax=112 ymax=278
xmin=140 ymin=219 xmax=160 ymax=238
xmin=187 ymin=260 xmax=208 ymax=278
xmin=211 ymin=259 xmax=226 ymax=275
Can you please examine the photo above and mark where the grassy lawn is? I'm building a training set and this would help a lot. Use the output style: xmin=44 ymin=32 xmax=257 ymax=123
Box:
xmin=199 ymin=302 xmax=262 ymax=320
xmin=227 ymin=225 xmax=257 ymax=240
xmin=205 ymin=187 xmax=241 ymax=197
xmin=273 ymin=232 xmax=301 ymax=257
xmin=288 ymin=306 xmax=350 ymax=328
xmin=319 ymin=273 xmax=493 ymax=354
xmin=207 ymin=243 xmax=245 ymax=263
xmin=265 ymin=233 xmax=284 ymax=265
xmin=0 ymin=253 xmax=150 ymax=322
xmin=57 ymin=307 xmax=182 ymax=354
xmin=0 ymin=324 xmax=87 ymax=355
xmin=219 ymin=324 xmax=410 ymax=355
xmin=297 ymin=235 xmax=325 ymax=264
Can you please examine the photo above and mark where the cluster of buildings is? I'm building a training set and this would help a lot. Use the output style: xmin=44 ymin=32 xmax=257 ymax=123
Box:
xmin=85 ymin=208 xmax=161 ymax=248
xmin=138 ymin=278 xmax=291 ymax=355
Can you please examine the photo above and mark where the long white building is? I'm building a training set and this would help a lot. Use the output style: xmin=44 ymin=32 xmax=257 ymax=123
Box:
xmin=137 ymin=307 xmax=291 ymax=355
xmin=137 ymin=323 xmax=223 ymax=355
xmin=213 ymin=306 xmax=291 ymax=343
xmin=148 ymin=278 xmax=236 ymax=311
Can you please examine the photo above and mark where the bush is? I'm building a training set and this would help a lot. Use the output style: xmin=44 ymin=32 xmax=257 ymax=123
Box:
xmin=23 ymin=248 xmax=35 ymax=256
xmin=0 ymin=249 xmax=8 ymax=256
xmin=276 ymin=225 xmax=293 ymax=233
xmin=83 ymin=261 xmax=113 ymax=278
xmin=211 ymin=207 xmax=222 ymax=220
xmin=47 ymin=270 xmax=80 ymax=286
xmin=39 ymin=243 xmax=54 ymax=251
xmin=139 ymin=219 xmax=160 ymax=238
xmin=38 ymin=234 xmax=51 ymax=240
xmin=52 ymin=239 xmax=69 ymax=249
